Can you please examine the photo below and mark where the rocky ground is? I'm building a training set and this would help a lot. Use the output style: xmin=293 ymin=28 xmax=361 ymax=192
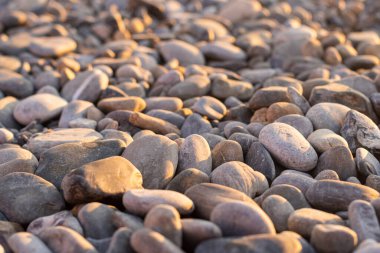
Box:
xmin=0 ymin=0 xmax=380 ymax=252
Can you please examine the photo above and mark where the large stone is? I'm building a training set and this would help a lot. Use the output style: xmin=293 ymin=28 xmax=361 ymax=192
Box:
xmin=307 ymin=129 xmax=349 ymax=153
xmin=306 ymin=103 xmax=350 ymax=133
xmin=122 ymin=135 xmax=178 ymax=189
xmin=13 ymin=93 xmax=67 ymax=125
xmin=0 ymin=172 xmax=64 ymax=225
xmin=259 ymin=123 xmax=318 ymax=171
xmin=61 ymin=156 xmax=143 ymax=204
xmin=36 ymin=139 xmax=125 ymax=189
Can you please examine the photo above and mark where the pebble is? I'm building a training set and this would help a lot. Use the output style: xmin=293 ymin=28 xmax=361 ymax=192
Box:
xmin=271 ymin=170 xmax=316 ymax=194
xmin=25 ymin=128 xmax=103 ymax=157
xmin=210 ymin=201 xmax=275 ymax=237
xmin=0 ymin=128 xmax=14 ymax=144
xmin=29 ymin=36 xmax=76 ymax=58
xmin=130 ymin=228 xmax=185 ymax=253
xmin=97 ymin=97 xmax=146 ymax=113
xmin=8 ymin=232 xmax=52 ymax=253
xmin=310 ymin=224 xmax=358 ymax=253
xmin=195 ymin=233 xmax=301 ymax=253
xmin=122 ymin=134 xmax=178 ymax=189
xmin=0 ymin=147 xmax=38 ymax=177
xmin=78 ymin=202 xmax=117 ymax=239
xmin=255 ymin=184 xmax=310 ymax=210
xmin=145 ymin=97 xmax=183 ymax=112
xmin=27 ymin=210 xmax=83 ymax=235
xmin=0 ymin=172 xmax=64 ymax=225
xmin=106 ymin=227 xmax=133 ymax=253
xmin=36 ymin=139 xmax=125 ymax=189
xmin=314 ymin=146 xmax=357 ymax=180
xmin=201 ymin=41 xmax=246 ymax=62
xmin=307 ymin=129 xmax=349 ymax=153
xmin=348 ymin=200 xmax=380 ymax=243
xmin=211 ymin=140 xmax=244 ymax=168
xmin=123 ymin=189 xmax=194 ymax=216
xmin=147 ymin=109 xmax=184 ymax=128
xmin=168 ymin=75 xmax=210 ymax=100
xmin=0 ymin=69 xmax=34 ymax=98
xmin=275 ymin=114 xmax=313 ymax=138
xmin=166 ymin=168 xmax=210 ymax=193
xmin=191 ymin=96 xmax=227 ymax=120
xmin=58 ymin=100 xmax=94 ymax=128
xmin=211 ymin=76 xmax=253 ymax=100
xmin=306 ymin=103 xmax=350 ymax=133
xmin=306 ymin=180 xmax=380 ymax=212
xmin=181 ymin=219 xmax=222 ymax=252
xmin=341 ymin=110 xmax=380 ymax=155
xmin=262 ymin=195 xmax=295 ymax=232
xmin=61 ymin=69 xmax=109 ymax=103
xmin=185 ymin=183 xmax=255 ymax=219
xmin=245 ymin=141 xmax=276 ymax=181
xmin=288 ymin=208 xmax=344 ymax=238
xmin=177 ymin=134 xmax=212 ymax=175
xmin=13 ymin=93 xmax=68 ymax=125
xmin=144 ymin=204 xmax=182 ymax=246
xmin=158 ymin=40 xmax=205 ymax=67
xmin=0 ymin=97 xmax=20 ymax=129
xmin=39 ymin=226 xmax=97 ymax=253
xmin=211 ymin=161 xmax=258 ymax=197
xmin=266 ymin=102 xmax=303 ymax=123
xmin=259 ymin=122 xmax=318 ymax=171
xmin=61 ymin=156 xmax=143 ymax=204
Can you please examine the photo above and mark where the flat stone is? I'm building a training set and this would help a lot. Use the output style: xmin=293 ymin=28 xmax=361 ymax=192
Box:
xmin=62 ymin=156 xmax=143 ymax=204
xmin=98 ymin=97 xmax=146 ymax=113
xmin=122 ymin=135 xmax=178 ymax=189
xmin=0 ymin=172 xmax=64 ymax=225
xmin=191 ymin=96 xmax=227 ymax=120
xmin=26 ymin=128 xmax=103 ymax=158
xmin=29 ymin=36 xmax=77 ymax=57
xmin=306 ymin=180 xmax=380 ymax=212
xmin=123 ymin=189 xmax=194 ymax=216
xmin=201 ymin=41 xmax=246 ymax=61
xmin=13 ymin=93 xmax=67 ymax=125
xmin=168 ymin=75 xmax=210 ymax=100
xmin=259 ymin=122 xmax=318 ymax=171
xmin=218 ymin=0 xmax=262 ymax=23
xmin=271 ymin=170 xmax=315 ymax=194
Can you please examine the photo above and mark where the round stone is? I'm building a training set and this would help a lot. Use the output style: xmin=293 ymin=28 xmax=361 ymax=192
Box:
xmin=259 ymin=122 xmax=318 ymax=171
